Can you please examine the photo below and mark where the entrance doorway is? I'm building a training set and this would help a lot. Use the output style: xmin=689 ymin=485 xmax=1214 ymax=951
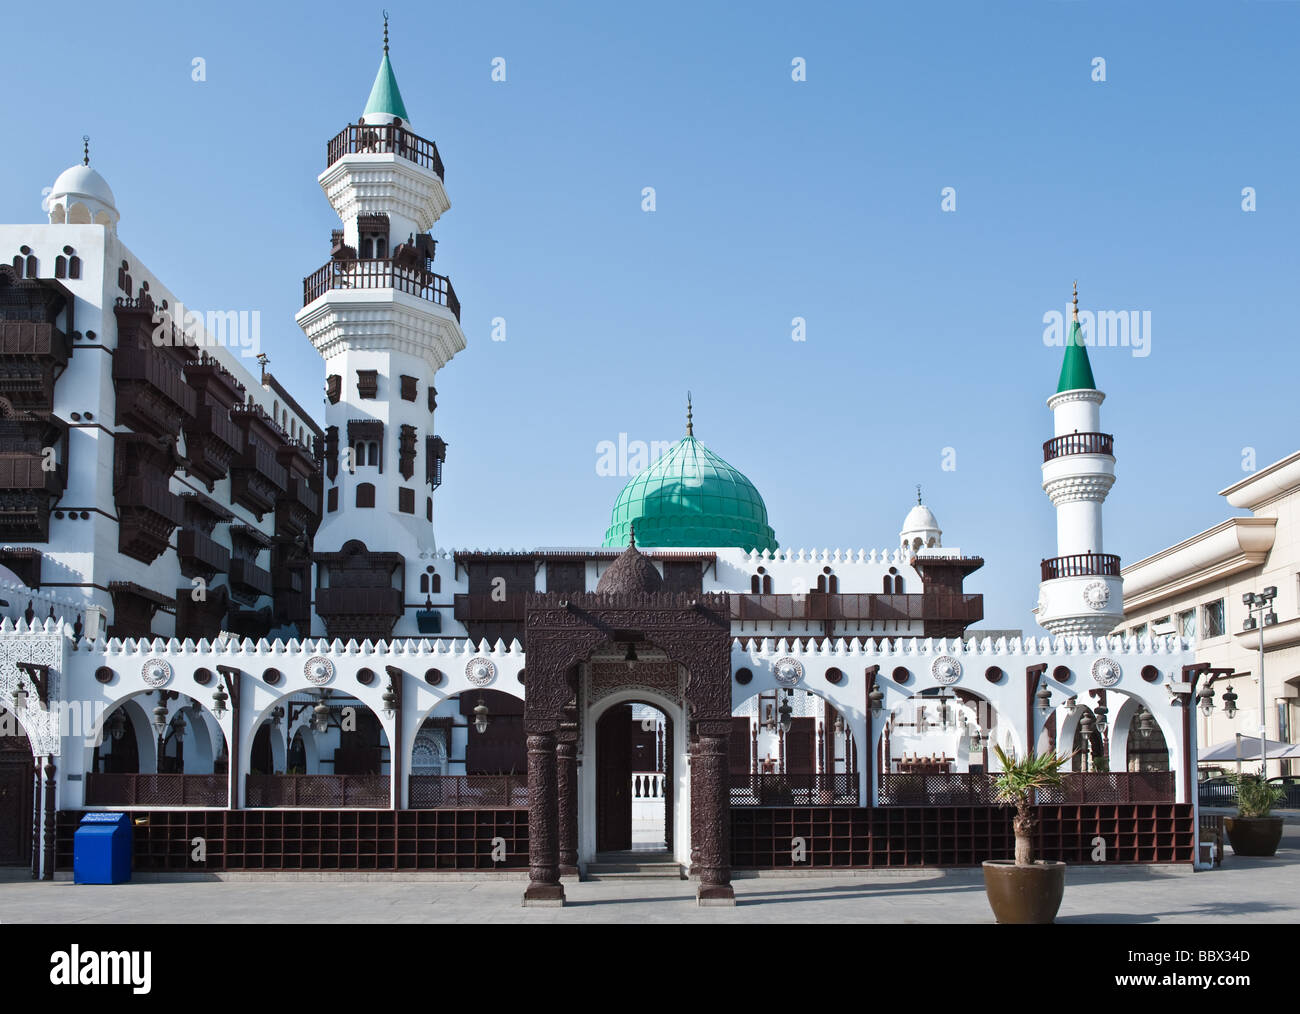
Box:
xmin=596 ymin=703 xmax=667 ymax=852
xmin=0 ymin=707 xmax=34 ymax=866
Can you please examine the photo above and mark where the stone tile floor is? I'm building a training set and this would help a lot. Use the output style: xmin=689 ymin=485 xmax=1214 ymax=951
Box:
xmin=2 ymin=826 xmax=1295 ymax=924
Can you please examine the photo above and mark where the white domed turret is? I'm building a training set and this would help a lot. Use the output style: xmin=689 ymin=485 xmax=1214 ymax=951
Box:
xmin=900 ymin=487 xmax=942 ymax=551
xmin=46 ymin=141 xmax=119 ymax=230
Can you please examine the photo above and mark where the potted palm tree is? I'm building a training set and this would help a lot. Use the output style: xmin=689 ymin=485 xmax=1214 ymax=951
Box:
xmin=1223 ymin=769 xmax=1285 ymax=857
xmin=983 ymin=745 xmax=1074 ymax=924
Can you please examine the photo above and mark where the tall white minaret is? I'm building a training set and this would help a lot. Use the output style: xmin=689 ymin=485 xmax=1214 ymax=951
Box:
xmin=295 ymin=16 xmax=465 ymax=566
xmin=1035 ymin=284 xmax=1123 ymax=637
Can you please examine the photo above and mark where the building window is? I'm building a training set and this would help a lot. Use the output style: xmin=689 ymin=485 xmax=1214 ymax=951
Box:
xmin=430 ymin=573 xmax=440 ymax=593
xmin=1178 ymin=609 xmax=1196 ymax=639
xmin=357 ymin=370 xmax=379 ymax=399
xmin=1131 ymin=623 xmax=1148 ymax=639
xmin=751 ymin=575 xmax=761 ymax=594
xmin=762 ymin=575 xmax=773 ymax=594
xmin=419 ymin=574 xmax=429 ymax=594
xmin=326 ymin=375 xmax=341 ymax=404
xmin=1203 ymin=599 xmax=1226 ymax=638
xmin=327 ymin=487 xmax=339 ymax=512
xmin=1151 ymin=615 xmax=1172 ymax=635
xmin=400 ymin=375 xmax=418 ymax=401
xmin=399 ymin=425 xmax=417 ymax=479
xmin=351 ymin=440 xmax=379 ymax=467
xmin=356 ymin=483 xmax=375 ymax=509
xmin=398 ymin=487 xmax=414 ymax=514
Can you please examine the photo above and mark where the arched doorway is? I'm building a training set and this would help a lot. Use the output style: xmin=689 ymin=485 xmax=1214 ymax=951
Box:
xmin=595 ymin=702 xmax=667 ymax=852
xmin=0 ymin=707 xmax=34 ymax=866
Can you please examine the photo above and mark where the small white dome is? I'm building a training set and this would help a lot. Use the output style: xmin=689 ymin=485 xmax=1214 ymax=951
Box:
xmin=46 ymin=163 xmax=119 ymax=228
xmin=900 ymin=500 xmax=942 ymax=551
xmin=902 ymin=504 xmax=939 ymax=533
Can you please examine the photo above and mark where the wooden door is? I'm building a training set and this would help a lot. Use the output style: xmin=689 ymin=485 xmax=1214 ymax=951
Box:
xmin=596 ymin=705 xmax=633 ymax=852
xmin=787 ymin=718 xmax=816 ymax=775
xmin=0 ymin=760 xmax=33 ymax=865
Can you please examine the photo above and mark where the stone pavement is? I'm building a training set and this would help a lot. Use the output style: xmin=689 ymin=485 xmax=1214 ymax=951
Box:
xmin=2 ymin=826 xmax=1296 ymax=924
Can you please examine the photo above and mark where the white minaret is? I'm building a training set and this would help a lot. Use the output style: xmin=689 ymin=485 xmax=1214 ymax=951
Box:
xmin=1035 ymin=284 xmax=1123 ymax=637
xmin=295 ymin=19 xmax=465 ymax=563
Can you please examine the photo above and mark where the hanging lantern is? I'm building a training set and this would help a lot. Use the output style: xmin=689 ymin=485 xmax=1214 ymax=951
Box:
xmin=108 ymin=709 xmax=127 ymax=741
xmin=270 ymin=706 xmax=283 ymax=728
xmin=152 ymin=703 xmax=169 ymax=735
xmin=1198 ymin=684 xmax=1215 ymax=717
xmin=1079 ymin=712 xmax=1096 ymax=737
xmin=11 ymin=680 xmax=27 ymax=713
xmin=212 ymin=682 xmax=228 ymax=718
xmin=777 ymin=698 xmax=793 ymax=735
xmin=868 ymin=685 xmax=884 ymax=718
xmin=1064 ymin=696 xmax=1078 ymax=715
xmin=473 ymin=697 xmax=490 ymax=735
xmin=1094 ymin=703 xmax=1108 ymax=731
xmin=381 ymin=682 xmax=397 ymax=717
xmin=833 ymin=712 xmax=844 ymax=736
xmin=1136 ymin=708 xmax=1155 ymax=736
xmin=1035 ymin=682 xmax=1052 ymax=715
xmin=1222 ymin=686 xmax=1238 ymax=719
xmin=312 ymin=695 xmax=331 ymax=734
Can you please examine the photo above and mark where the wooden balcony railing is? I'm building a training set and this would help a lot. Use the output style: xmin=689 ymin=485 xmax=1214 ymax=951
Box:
xmin=326 ymin=123 xmax=445 ymax=179
xmin=302 ymin=259 xmax=460 ymax=321
xmin=115 ymin=477 xmax=185 ymax=526
xmin=0 ymin=456 xmax=66 ymax=493
xmin=1043 ymin=431 xmax=1114 ymax=462
xmin=729 ymin=773 xmax=859 ymax=807
xmin=245 ymin=774 xmax=389 ymax=807
xmin=408 ymin=774 xmax=528 ymax=808
xmin=733 ymin=592 xmax=983 ymax=624
xmin=877 ymin=771 xmax=1175 ymax=806
xmin=177 ymin=528 xmax=230 ymax=574
xmin=112 ymin=345 xmax=198 ymax=417
xmin=453 ymin=594 xmax=527 ymax=623
xmin=1040 ymin=552 xmax=1122 ymax=581
xmin=84 ymin=772 xmax=228 ymax=806
xmin=315 ymin=586 xmax=404 ymax=616
xmin=228 ymin=557 xmax=273 ymax=599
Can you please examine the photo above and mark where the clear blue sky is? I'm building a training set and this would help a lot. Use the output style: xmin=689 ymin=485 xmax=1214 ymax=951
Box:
xmin=3 ymin=1 xmax=1296 ymax=632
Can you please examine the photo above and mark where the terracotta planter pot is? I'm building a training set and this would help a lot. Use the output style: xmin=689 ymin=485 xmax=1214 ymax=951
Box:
xmin=982 ymin=860 xmax=1066 ymax=924
xmin=1224 ymin=817 xmax=1284 ymax=857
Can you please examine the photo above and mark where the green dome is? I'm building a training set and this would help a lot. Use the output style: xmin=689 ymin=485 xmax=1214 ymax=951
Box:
xmin=603 ymin=436 xmax=778 ymax=552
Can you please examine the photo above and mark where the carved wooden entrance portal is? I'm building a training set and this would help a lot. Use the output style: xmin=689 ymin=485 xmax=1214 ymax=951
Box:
xmin=523 ymin=591 xmax=734 ymax=906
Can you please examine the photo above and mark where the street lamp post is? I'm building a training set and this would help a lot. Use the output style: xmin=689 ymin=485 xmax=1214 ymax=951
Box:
xmin=1242 ymin=587 xmax=1278 ymax=776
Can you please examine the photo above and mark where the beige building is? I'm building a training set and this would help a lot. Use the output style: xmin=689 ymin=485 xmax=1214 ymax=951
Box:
xmin=1118 ymin=450 xmax=1300 ymax=777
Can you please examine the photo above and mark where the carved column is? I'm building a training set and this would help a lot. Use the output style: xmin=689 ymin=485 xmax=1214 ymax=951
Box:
xmin=691 ymin=725 xmax=734 ymax=905
xmin=523 ymin=728 xmax=564 ymax=905
xmin=556 ymin=729 xmax=578 ymax=876
xmin=688 ymin=729 xmax=700 ymax=873
xmin=30 ymin=756 xmax=40 ymax=880
xmin=42 ymin=759 xmax=55 ymax=880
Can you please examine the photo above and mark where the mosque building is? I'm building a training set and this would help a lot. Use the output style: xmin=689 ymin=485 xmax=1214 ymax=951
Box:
xmin=0 ymin=27 xmax=1203 ymax=904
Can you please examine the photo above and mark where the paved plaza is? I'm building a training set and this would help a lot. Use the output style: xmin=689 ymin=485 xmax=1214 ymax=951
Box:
xmin=1 ymin=822 xmax=1296 ymax=924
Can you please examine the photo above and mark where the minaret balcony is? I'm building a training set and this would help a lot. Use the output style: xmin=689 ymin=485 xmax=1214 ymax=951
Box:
xmin=326 ymin=123 xmax=444 ymax=180
xmin=302 ymin=258 xmax=461 ymax=322
xmin=1040 ymin=552 xmax=1121 ymax=582
xmin=1043 ymin=432 xmax=1113 ymax=462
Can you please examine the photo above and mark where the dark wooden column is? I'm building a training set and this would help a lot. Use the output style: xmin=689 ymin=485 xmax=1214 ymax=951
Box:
xmin=688 ymin=728 xmax=700 ymax=873
xmin=663 ymin=714 xmax=674 ymax=852
xmin=41 ymin=759 xmax=55 ymax=880
xmin=864 ymin=664 xmax=879 ymax=807
xmin=523 ymin=727 xmax=564 ymax=905
xmin=556 ymin=724 xmax=579 ymax=876
xmin=30 ymin=756 xmax=40 ymax=880
xmin=217 ymin=665 xmax=241 ymax=809
xmin=691 ymin=720 xmax=734 ymax=905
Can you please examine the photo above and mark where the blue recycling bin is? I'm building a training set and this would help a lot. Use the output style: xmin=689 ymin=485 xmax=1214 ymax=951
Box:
xmin=73 ymin=812 xmax=133 ymax=884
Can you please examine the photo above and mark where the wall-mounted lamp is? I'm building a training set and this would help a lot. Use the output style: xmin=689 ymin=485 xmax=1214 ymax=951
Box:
xmin=777 ymin=698 xmax=793 ymax=735
xmin=473 ymin=697 xmax=490 ymax=735
xmin=1036 ymin=681 xmax=1052 ymax=716
xmin=212 ymin=682 xmax=228 ymax=718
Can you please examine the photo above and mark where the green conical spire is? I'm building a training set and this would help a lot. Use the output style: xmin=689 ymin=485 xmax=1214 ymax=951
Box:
xmin=1057 ymin=282 xmax=1097 ymax=392
xmin=363 ymin=16 xmax=410 ymax=122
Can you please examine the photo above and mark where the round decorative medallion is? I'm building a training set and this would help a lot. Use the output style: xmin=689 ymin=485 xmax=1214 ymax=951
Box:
xmin=1091 ymin=657 xmax=1122 ymax=687
xmin=304 ymin=656 xmax=334 ymax=686
xmin=141 ymin=659 xmax=172 ymax=688
xmin=1083 ymin=581 xmax=1111 ymax=610
xmin=931 ymin=656 xmax=962 ymax=685
xmin=773 ymin=657 xmax=803 ymax=686
xmin=466 ymin=657 xmax=497 ymax=687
